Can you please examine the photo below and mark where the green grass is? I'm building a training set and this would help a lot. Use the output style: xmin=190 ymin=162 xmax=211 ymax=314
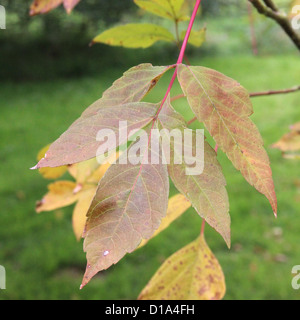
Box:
xmin=0 ymin=54 xmax=300 ymax=300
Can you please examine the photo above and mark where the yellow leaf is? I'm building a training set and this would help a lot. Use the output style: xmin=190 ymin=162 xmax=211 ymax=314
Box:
xmin=68 ymin=158 xmax=100 ymax=184
xmin=180 ymin=28 xmax=206 ymax=47
xmin=283 ymin=153 xmax=300 ymax=160
xmin=291 ymin=122 xmax=300 ymax=131
xmin=87 ymin=152 xmax=121 ymax=184
xmin=36 ymin=181 xmax=80 ymax=213
xmin=134 ymin=0 xmax=189 ymax=21
xmin=72 ymin=187 xmax=97 ymax=241
xmin=37 ymin=151 xmax=118 ymax=240
xmin=138 ymin=194 xmax=191 ymax=248
xmin=92 ymin=24 xmax=175 ymax=49
xmin=138 ymin=235 xmax=226 ymax=300
xmin=68 ymin=152 xmax=120 ymax=185
xmin=272 ymin=130 xmax=300 ymax=152
xmin=37 ymin=144 xmax=68 ymax=179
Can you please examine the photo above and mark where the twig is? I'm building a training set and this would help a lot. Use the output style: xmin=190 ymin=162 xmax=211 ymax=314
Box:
xmin=201 ymin=219 xmax=205 ymax=236
xmin=187 ymin=116 xmax=197 ymax=126
xmin=250 ymin=85 xmax=300 ymax=97
xmin=170 ymin=93 xmax=185 ymax=102
xmin=248 ymin=0 xmax=300 ymax=51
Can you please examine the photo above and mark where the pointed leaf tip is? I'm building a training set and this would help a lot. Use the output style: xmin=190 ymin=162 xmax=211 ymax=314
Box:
xmin=82 ymin=124 xmax=169 ymax=285
xmin=30 ymin=164 xmax=38 ymax=170
xmin=34 ymin=64 xmax=171 ymax=168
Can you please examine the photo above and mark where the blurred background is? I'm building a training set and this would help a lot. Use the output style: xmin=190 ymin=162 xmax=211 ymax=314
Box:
xmin=0 ymin=0 xmax=300 ymax=300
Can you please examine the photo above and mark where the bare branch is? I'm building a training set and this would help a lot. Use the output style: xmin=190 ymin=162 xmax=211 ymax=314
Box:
xmin=262 ymin=0 xmax=278 ymax=11
xmin=248 ymin=0 xmax=300 ymax=51
xmin=250 ymin=85 xmax=300 ymax=97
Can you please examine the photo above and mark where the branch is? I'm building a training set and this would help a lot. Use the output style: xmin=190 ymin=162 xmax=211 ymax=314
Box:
xmin=262 ymin=0 xmax=278 ymax=11
xmin=248 ymin=0 xmax=300 ymax=51
xmin=250 ymin=85 xmax=300 ymax=97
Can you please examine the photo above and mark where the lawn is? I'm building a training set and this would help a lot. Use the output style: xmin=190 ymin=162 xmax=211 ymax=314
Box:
xmin=0 ymin=53 xmax=300 ymax=300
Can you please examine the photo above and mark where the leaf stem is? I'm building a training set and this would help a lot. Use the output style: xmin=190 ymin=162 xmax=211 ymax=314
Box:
xmin=175 ymin=19 xmax=180 ymax=46
xmin=154 ymin=0 xmax=202 ymax=119
xmin=201 ymin=219 xmax=205 ymax=236
xmin=177 ymin=0 xmax=202 ymax=65
xmin=174 ymin=20 xmax=191 ymax=66
xmin=137 ymin=1 xmax=202 ymax=181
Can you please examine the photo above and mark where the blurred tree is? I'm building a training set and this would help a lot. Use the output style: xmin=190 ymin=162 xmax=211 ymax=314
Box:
xmin=201 ymin=0 xmax=246 ymax=16
xmin=1 ymin=0 xmax=135 ymax=39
